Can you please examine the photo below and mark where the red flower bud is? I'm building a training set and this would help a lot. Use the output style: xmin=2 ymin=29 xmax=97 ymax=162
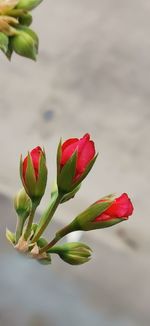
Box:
xmin=23 ymin=146 xmax=42 ymax=181
xmin=61 ymin=133 xmax=95 ymax=181
xmin=20 ymin=146 xmax=47 ymax=202
xmin=72 ymin=193 xmax=134 ymax=231
xmin=57 ymin=134 xmax=97 ymax=193
xmin=94 ymin=193 xmax=133 ymax=222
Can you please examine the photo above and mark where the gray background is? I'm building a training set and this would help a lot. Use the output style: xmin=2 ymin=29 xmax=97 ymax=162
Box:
xmin=0 ymin=0 xmax=150 ymax=325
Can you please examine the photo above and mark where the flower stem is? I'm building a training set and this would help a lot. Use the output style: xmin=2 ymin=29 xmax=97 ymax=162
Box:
xmin=15 ymin=216 xmax=25 ymax=244
xmin=31 ymin=193 xmax=64 ymax=243
xmin=24 ymin=201 xmax=38 ymax=240
xmin=39 ymin=222 xmax=79 ymax=254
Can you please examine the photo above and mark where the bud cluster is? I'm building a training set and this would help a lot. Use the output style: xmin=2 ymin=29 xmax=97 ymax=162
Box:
xmin=6 ymin=134 xmax=134 ymax=266
xmin=0 ymin=0 xmax=43 ymax=60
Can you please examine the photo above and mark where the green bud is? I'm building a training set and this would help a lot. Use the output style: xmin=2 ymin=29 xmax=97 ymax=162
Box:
xmin=14 ymin=188 xmax=31 ymax=220
xmin=17 ymin=0 xmax=43 ymax=11
xmin=11 ymin=28 xmax=38 ymax=60
xmin=17 ymin=25 xmax=38 ymax=49
xmin=19 ymin=13 xmax=33 ymax=26
xmin=48 ymin=242 xmax=92 ymax=265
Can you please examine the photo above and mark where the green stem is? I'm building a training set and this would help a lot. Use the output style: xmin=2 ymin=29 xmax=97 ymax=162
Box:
xmin=15 ymin=216 xmax=26 ymax=243
xmin=39 ymin=222 xmax=79 ymax=254
xmin=24 ymin=201 xmax=38 ymax=240
xmin=31 ymin=193 xmax=63 ymax=243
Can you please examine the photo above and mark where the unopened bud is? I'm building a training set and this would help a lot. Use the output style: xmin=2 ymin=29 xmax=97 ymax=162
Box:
xmin=17 ymin=0 xmax=43 ymax=11
xmin=49 ymin=242 xmax=92 ymax=265
xmin=11 ymin=27 xmax=38 ymax=60
xmin=19 ymin=13 xmax=32 ymax=26
xmin=14 ymin=188 xmax=31 ymax=220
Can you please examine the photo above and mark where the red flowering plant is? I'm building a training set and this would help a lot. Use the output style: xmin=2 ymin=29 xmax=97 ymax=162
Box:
xmin=6 ymin=134 xmax=134 ymax=265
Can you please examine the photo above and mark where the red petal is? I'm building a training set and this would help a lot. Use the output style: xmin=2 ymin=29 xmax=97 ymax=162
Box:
xmin=23 ymin=146 xmax=42 ymax=181
xmin=104 ymin=193 xmax=133 ymax=218
xmin=77 ymin=140 xmax=95 ymax=173
xmin=61 ymin=138 xmax=79 ymax=165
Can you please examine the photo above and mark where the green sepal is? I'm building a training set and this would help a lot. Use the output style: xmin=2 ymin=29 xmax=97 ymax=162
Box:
xmin=5 ymin=38 xmax=13 ymax=60
xmin=61 ymin=183 xmax=81 ymax=203
xmin=0 ymin=32 xmax=9 ymax=53
xmin=17 ymin=0 xmax=43 ymax=11
xmin=72 ymin=153 xmax=98 ymax=190
xmin=24 ymin=152 xmax=37 ymax=197
xmin=35 ymin=150 xmax=47 ymax=198
xmin=48 ymin=242 xmax=92 ymax=254
xmin=57 ymin=138 xmax=62 ymax=176
xmin=37 ymin=254 xmax=51 ymax=265
xmin=89 ymin=217 xmax=124 ymax=230
xmin=57 ymin=151 xmax=77 ymax=193
xmin=51 ymin=181 xmax=81 ymax=203
xmin=16 ymin=25 xmax=38 ymax=50
xmin=60 ymin=254 xmax=91 ymax=265
xmin=6 ymin=228 xmax=16 ymax=245
xmin=75 ymin=200 xmax=113 ymax=230
xmin=74 ymin=198 xmax=126 ymax=231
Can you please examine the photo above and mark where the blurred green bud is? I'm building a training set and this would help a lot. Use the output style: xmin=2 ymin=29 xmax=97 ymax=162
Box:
xmin=48 ymin=242 xmax=92 ymax=265
xmin=0 ymin=0 xmax=19 ymax=14
xmin=11 ymin=27 xmax=38 ymax=60
xmin=19 ymin=13 xmax=32 ymax=26
xmin=14 ymin=188 xmax=31 ymax=220
xmin=17 ymin=0 xmax=43 ymax=11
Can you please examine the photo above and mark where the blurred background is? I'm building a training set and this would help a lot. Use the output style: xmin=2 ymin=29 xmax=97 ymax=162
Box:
xmin=0 ymin=0 xmax=150 ymax=325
